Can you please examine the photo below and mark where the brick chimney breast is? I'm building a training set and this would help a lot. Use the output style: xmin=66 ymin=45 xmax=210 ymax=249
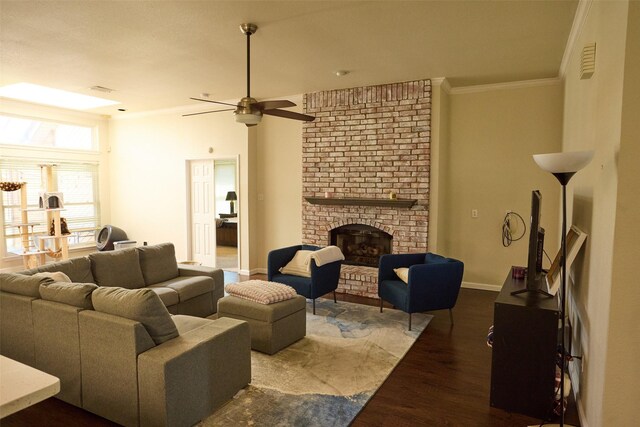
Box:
xmin=302 ymin=79 xmax=431 ymax=298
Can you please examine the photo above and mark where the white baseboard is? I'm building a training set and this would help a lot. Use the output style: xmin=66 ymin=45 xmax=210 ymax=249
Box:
xmin=462 ymin=281 xmax=501 ymax=292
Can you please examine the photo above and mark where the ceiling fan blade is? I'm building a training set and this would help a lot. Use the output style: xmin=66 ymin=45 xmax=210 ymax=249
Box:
xmin=190 ymin=97 xmax=238 ymax=107
xmin=182 ymin=108 xmax=235 ymax=117
xmin=263 ymin=109 xmax=315 ymax=122
xmin=255 ymin=100 xmax=296 ymax=110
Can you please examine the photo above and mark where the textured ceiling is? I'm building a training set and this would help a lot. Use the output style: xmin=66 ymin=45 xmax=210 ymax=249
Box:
xmin=0 ymin=1 xmax=578 ymax=116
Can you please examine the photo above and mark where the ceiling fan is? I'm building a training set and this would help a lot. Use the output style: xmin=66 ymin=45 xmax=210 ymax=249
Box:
xmin=184 ymin=23 xmax=315 ymax=126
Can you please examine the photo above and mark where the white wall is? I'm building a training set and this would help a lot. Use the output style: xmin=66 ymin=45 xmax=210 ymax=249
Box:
xmin=108 ymin=102 xmax=304 ymax=273
xmin=561 ymin=1 xmax=638 ymax=425
xmin=446 ymin=81 xmax=563 ymax=288
xmin=108 ymin=109 xmax=250 ymax=268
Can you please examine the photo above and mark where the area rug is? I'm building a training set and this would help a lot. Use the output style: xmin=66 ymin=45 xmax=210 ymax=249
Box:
xmin=199 ymin=298 xmax=432 ymax=427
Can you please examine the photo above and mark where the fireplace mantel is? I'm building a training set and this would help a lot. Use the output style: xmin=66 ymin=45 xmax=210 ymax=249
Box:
xmin=305 ymin=197 xmax=417 ymax=209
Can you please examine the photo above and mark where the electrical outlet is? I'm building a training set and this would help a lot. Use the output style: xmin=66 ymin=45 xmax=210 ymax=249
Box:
xmin=471 ymin=209 xmax=478 ymax=218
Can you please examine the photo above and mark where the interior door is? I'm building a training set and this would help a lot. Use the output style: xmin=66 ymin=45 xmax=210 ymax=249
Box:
xmin=189 ymin=160 xmax=215 ymax=266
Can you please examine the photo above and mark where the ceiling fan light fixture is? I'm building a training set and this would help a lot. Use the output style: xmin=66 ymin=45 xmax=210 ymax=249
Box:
xmin=234 ymin=111 xmax=262 ymax=125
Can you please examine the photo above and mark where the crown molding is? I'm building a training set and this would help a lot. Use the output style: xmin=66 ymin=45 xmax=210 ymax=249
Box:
xmin=559 ymin=0 xmax=594 ymax=79
xmin=449 ymin=77 xmax=561 ymax=95
xmin=430 ymin=77 xmax=451 ymax=94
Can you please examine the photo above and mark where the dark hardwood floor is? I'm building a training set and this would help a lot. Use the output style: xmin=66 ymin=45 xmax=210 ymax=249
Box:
xmin=3 ymin=272 xmax=578 ymax=426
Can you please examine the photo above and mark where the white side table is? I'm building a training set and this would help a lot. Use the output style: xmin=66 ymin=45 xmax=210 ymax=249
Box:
xmin=0 ymin=355 xmax=60 ymax=418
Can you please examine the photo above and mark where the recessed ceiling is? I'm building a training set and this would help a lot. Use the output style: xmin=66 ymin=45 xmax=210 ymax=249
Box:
xmin=0 ymin=1 xmax=578 ymax=116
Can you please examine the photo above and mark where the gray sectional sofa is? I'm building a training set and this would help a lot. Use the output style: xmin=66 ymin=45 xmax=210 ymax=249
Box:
xmin=19 ymin=242 xmax=224 ymax=318
xmin=0 ymin=243 xmax=251 ymax=427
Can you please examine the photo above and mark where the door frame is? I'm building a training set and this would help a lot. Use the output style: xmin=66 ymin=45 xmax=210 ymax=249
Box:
xmin=186 ymin=156 xmax=240 ymax=268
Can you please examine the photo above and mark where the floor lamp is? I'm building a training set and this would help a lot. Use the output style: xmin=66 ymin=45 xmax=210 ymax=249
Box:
xmin=533 ymin=150 xmax=594 ymax=427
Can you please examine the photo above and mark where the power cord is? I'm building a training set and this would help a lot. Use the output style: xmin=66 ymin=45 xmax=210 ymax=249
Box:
xmin=502 ymin=211 xmax=526 ymax=247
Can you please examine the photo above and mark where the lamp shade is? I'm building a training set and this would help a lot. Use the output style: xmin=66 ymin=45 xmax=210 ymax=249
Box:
xmin=225 ymin=191 xmax=237 ymax=201
xmin=533 ymin=150 xmax=594 ymax=173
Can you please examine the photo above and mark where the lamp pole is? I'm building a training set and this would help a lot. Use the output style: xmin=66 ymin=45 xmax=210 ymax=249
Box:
xmin=553 ymin=173 xmax=573 ymax=427
xmin=533 ymin=150 xmax=593 ymax=427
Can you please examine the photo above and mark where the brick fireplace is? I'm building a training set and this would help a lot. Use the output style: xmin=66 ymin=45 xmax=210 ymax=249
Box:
xmin=302 ymin=79 xmax=432 ymax=298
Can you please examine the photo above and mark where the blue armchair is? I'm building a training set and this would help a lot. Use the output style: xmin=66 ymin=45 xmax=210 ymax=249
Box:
xmin=378 ymin=252 xmax=464 ymax=330
xmin=268 ymin=244 xmax=342 ymax=314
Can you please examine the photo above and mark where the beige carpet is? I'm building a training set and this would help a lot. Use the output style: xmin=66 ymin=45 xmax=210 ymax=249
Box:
xmin=200 ymin=298 xmax=432 ymax=427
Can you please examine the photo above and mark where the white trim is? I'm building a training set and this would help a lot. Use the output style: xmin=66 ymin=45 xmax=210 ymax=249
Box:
xmin=559 ymin=0 xmax=594 ymax=79
xmin=251 ymin=267 xmax=268 ymax=276
xmin=449 ymin=78 xmax=561 ymax=95
xmin=461 ymin=281 xmax=501 ymax=292
xmin=430 ymin=77 xmax=451 ymax=94
xmin=240 ymin=268 xmax=254 ymax=276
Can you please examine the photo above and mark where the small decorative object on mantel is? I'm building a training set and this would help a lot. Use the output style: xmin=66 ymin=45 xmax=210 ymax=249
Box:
xmin=389 ymin=192 xmax=397 ymax=200
xmin=0 ymin=182 xmax=24 ymax=192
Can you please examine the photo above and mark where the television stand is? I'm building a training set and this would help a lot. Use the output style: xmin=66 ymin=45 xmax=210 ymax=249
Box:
xmin=490 ymin=267 xmax=560 ymax=418
xmin=511 ymin=287 xmax=553 ymax=298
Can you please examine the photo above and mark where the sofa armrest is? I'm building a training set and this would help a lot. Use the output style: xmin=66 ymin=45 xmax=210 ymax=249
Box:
xmin=178 ymin=265 xmax=224 ymax=301
xmin=78 ymin=310 xmax=156 ymax=427
xmin=137 ymin=317 xmax=251 ymax=427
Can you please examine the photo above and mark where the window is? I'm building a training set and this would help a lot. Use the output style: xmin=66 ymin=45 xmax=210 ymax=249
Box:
xmin=1 ymin=159 xmax=100 ymax=256
xmin=0 ymin=114 xmax=96 ymax=151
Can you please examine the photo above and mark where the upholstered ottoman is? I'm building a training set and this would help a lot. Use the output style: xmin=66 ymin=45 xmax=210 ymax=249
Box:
xmin=217 ymin=291 xmax=306 ymax=355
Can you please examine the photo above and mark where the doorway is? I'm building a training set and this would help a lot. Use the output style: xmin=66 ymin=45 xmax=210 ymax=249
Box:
xmin=188 ymin=158 xmax=239 ymax=270
xmin=213 ymin=159 xmax=238 ymax=271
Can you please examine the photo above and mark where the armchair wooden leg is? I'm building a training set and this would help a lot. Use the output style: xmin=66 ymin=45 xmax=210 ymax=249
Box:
xmin=379 ymin=298 xmax=383 ymax=313
xmin=333 ymin=290 xmax=337 ymax=303
xmin=449 ymin=308 xmax=454 ymax=325
xmin=313 ymin=299 xmax=316 ymax=315
xmin=408 ymin=313 xmax=412 ymax=331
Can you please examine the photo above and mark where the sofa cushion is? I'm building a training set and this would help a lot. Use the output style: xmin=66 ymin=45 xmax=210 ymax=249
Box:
xmin=137 ymin=243 xmax=179 ymax=285
xmin=279 ymin=250 xmax=313 ymax=278
xmin=148 ymin=276 xmax=214 ymax=302
xmin=171 ymin=314 xmax=212 ymax=335
xmin=89 ymin=249 xmax=145 ymax=289
xmin=0 ymin=273 xmax=53 ymax=297
xmin=149 ymin=287 xmax=180 ymax=307
xmin=39 ymin=281 xmax=97 ymax=309
xmin=92 ymin=287 xmax=179 ymax=345
xmin=28 ymin=257 xmax=95 ymax=283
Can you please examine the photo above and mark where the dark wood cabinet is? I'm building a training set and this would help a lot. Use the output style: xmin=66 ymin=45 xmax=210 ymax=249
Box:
xmin=490 ymin=268 xmax=560 ymax=419
xmin=217 ymin=221 xmax=237 ymax=247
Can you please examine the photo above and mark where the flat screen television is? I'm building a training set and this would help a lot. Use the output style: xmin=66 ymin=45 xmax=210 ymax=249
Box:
xmin=512 ymin=190 xmax=551 ymax=297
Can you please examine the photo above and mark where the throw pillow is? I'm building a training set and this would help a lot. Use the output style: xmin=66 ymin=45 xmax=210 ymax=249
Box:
xmin=137 ymin=243 xmax=179 ymax=285
xmin=39 ymin=281 xmax=97 ymax=309
xmin=89 ymin=248 xmax=146 ymax=289
xmin=33 ymin=271 xmax=72 ymax=283
xmin=92 ymin=287 xmax=179 ymax=345
xmin=394 ymin=267 xmax=409 ymax=284
xmin=0 ymin=273 xmax=53 ymax=297
xmin=279 ymin=250 xmax=313 ymax=278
